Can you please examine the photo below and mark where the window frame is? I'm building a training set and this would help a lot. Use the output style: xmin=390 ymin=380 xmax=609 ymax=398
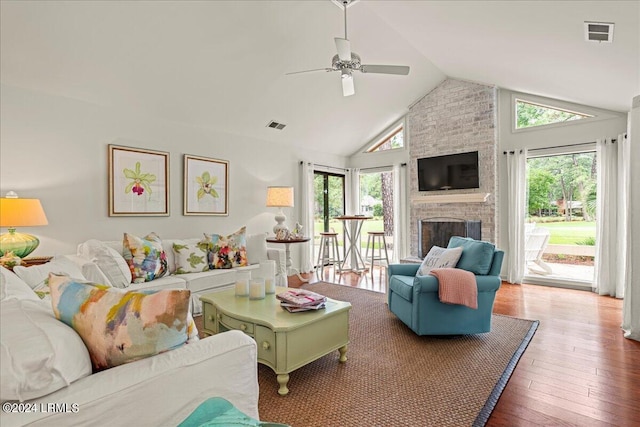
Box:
xmin=514 ymin=98 xmax=593 ymax=131
xmin=365 ymin=124 xmax=404 ymax=153
xmin=509 ymin=93 xmax=618 ymax=135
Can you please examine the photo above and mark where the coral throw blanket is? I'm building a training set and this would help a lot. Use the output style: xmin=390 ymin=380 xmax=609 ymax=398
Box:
xmin=430 ymin=268 xmax=478 ymax=309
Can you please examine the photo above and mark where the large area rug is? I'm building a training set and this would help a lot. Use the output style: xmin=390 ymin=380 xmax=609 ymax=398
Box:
xmin=257 ymin=282 xmax=538 ymax=427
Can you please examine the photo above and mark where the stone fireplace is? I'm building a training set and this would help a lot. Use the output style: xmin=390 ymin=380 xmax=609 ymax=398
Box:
xmin=407 ymin=78 xmax=498 ymax=258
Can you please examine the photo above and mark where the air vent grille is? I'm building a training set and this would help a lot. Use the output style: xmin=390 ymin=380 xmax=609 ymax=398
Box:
xmin=266 ymin=120 xmax=286 ymax=130
xmin=584 ymin=21 xmax=614 ymax=43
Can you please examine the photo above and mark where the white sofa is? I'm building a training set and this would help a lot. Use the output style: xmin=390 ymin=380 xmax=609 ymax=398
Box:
xmin=0 ymin=266 xmax=260 ymax=427
xmin=74 ymin=233 xmax=286 ymax=315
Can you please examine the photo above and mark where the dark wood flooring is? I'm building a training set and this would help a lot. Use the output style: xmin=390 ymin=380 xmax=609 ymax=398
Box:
xmin=294 ymin=266 xmax=640 ymax=426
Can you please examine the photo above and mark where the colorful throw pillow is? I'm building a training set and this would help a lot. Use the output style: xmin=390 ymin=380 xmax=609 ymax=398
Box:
xmin=48 ymin=273 xmax=191 ymax=371
xmin=123 ymin=232 xmax=168 ymax=283
xmin=417 ymin=246 xmax=463 ymax=276
xmin=206 ymin=226 xmax=248 ymax=269
xmin=172 ymin=239 xmax=210 ymax=274
xmin=447 ymin=236 xmax=496 ymax=275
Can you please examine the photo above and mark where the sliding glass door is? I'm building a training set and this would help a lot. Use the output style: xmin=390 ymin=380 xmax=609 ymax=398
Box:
xmin=525 ymin=150 xmax=596 ymax=285
xmin=313 ymin=172 xmax=345 ymax=266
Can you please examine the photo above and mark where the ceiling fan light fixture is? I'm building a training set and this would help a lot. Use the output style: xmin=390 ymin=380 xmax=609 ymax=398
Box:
xmin=341 ymin=69 xmax=353 ymax=80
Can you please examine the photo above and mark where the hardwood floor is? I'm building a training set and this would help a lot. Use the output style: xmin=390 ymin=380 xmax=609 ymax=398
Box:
xmin=296 ymin=266 xmax=640 ymax=426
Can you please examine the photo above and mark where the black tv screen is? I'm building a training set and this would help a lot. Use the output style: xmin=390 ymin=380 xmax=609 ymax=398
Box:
xmin=417 ymin=151 xmax=479 ymax=191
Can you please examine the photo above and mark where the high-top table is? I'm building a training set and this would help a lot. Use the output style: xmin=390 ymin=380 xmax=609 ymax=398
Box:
xmin=334 ymin=215 xmax=372 ymax=273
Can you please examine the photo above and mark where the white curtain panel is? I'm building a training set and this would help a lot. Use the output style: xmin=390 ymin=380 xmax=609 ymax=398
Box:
xmin=346 ymin=168 xmax=361 ymax=215
xmin=623 ymin=100 xmax=639 ymax=341
xmin=392 ymin=163 xmax=408 ymax=263
xmin=299 ymin=161 xmax=315 ymax=273
xmin=505 ymin=149 xmax=528 ymax=284
xmin=594 ymin=137 xmax=628 ymax=298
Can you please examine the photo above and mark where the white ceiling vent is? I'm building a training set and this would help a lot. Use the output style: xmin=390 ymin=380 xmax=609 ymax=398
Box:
xmin=266 ymin=120 xmax=286 ymax=130
xmin=584 ymin=21 xmax=614 ymax=43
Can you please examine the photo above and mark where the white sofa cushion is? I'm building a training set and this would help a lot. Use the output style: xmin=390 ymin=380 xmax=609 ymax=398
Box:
xmin=13 ymin=256 xmax=86 ymax=289
xmin=0 ymin=298 xmax=92 ymax=402
xmin=0 ymin=267 xmax=40 ymax=302
xmin=0 ymin=331 xmax=259 ymax=426
xmin=246 ymin=233 xmax=268 ymax=265
xmin=127 ymin=275 xmax=187 ymax=291
xmin=77 ymin=239 xmax=132 ymax=288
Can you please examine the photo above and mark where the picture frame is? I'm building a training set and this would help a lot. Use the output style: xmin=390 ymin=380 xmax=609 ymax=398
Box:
xmin=183 ymin=154 xmax=229 ymax=216
xmin=108 ymin=144 xmax=170 ymax=217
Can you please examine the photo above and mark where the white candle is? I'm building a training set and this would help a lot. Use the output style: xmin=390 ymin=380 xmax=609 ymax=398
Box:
xmin=260 ymin=260 xmax=277 ymax=294
xmin=265 ymin=277 xmax=275 ymax=294
xmin=249 ymin=278 xmax=265 ymax=300
xmin=235 ymin=271 xmax=251 ymax=297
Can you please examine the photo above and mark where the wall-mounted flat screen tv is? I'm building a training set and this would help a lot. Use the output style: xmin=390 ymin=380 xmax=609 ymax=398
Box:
xmin=417 ymin=151 xmax=479 ymax=191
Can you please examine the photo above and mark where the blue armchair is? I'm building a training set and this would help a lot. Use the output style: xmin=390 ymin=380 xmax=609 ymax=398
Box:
xmin=387 ymin=238 xmax=504 ymax=335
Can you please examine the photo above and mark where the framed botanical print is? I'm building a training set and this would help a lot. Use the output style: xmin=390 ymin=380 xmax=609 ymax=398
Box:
xmin=108 ymin=144 xmax=170 ymax=216
xmin=183 ymin=154 xmax=229 ymax=216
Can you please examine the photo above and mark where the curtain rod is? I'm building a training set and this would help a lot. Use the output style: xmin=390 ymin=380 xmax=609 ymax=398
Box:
xmin=359 ymin=163 xmax=407 ymax=172
xmin=503 ymin=140 xmax=601 ymax=155
xmin=300 ymin=162 xmax=407 ymax=171
xmin=299 ymin=161 xmax=348 ymax=172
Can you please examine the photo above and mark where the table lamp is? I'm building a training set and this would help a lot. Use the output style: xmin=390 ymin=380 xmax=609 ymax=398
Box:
xmin=266 ymin=186 xmax=294 ymax=235
xmin=0 ymin=191 xmax=49 ymax=258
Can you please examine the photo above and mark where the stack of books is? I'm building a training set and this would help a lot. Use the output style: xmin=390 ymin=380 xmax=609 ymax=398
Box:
xmin=276 ymin=289 xmax=327 ymax=313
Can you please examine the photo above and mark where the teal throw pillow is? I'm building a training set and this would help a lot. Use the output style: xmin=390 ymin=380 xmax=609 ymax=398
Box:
xmin=447 ymin=236 xmax=495 ymax=275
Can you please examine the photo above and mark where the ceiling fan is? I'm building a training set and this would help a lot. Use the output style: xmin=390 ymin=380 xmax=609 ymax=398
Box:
xmin=286 ymin=0 xmax=410 ymax=97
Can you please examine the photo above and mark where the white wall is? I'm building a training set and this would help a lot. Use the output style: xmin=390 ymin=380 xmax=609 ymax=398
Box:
xmin=497 ymin=89 xmax=628 ymax=271
xmin=0 ymin=84 xmax=347 ymax=262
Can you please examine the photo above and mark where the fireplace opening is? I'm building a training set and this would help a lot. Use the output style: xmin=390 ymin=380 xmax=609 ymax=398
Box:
xmin=418 ymin=218 xmax=481 ymax=258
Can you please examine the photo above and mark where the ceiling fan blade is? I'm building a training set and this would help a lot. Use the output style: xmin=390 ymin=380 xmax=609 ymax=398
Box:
xmin=360 ymin=64 xmax=410 ymax=75
xmin=334 ymin=37 xmax=352 ymax=61
xmin=286 ymin=68 xmax=335 ymax=75
xmin=341 ymin=73 xmax=355 ymax=97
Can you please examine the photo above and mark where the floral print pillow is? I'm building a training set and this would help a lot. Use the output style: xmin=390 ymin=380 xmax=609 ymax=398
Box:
xmin=206 ymin=226 xmax=248 ymax=269
xmin=172 ymin=239 xmax=210 ymax=274
xmin=123 ymin=232 xmax=168 ymax=283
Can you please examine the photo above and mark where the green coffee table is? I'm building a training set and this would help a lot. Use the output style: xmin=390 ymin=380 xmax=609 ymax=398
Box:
xmin=200 ymin=287 xmax=351 ymax=395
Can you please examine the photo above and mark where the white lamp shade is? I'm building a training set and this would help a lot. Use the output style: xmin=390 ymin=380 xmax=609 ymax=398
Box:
xmin=266 ymin=187 xmax=294 ymax=208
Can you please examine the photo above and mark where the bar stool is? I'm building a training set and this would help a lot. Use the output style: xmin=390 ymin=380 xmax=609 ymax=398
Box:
xmin=365 ymin=231 xmax=389 ymax=279
xmin=316 ymin=232 xmax=342 ymax=280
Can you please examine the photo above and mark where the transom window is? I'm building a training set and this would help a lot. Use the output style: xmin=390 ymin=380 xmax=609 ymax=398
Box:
xmin=366 ymin=125 xmax=404 ymax=153
xmin=515 ymin=99 xmax=593 ymax=130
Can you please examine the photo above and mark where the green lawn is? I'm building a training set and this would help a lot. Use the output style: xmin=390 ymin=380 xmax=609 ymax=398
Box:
xmin=533 ymin=221 xmax=596 ymax=245
xmin=314 ymin=218 xmax=596 ymax=247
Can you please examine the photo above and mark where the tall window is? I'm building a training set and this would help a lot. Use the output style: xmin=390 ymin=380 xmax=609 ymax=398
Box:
xmin=516 ymin=99 xmax=592 ymax=130
xmin=366 ymin=125 xmax=404 ymax=153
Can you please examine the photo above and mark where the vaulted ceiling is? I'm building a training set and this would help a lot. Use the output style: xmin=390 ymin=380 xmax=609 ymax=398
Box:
xmin=1 ymin=1 xmax=638 ymax=157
